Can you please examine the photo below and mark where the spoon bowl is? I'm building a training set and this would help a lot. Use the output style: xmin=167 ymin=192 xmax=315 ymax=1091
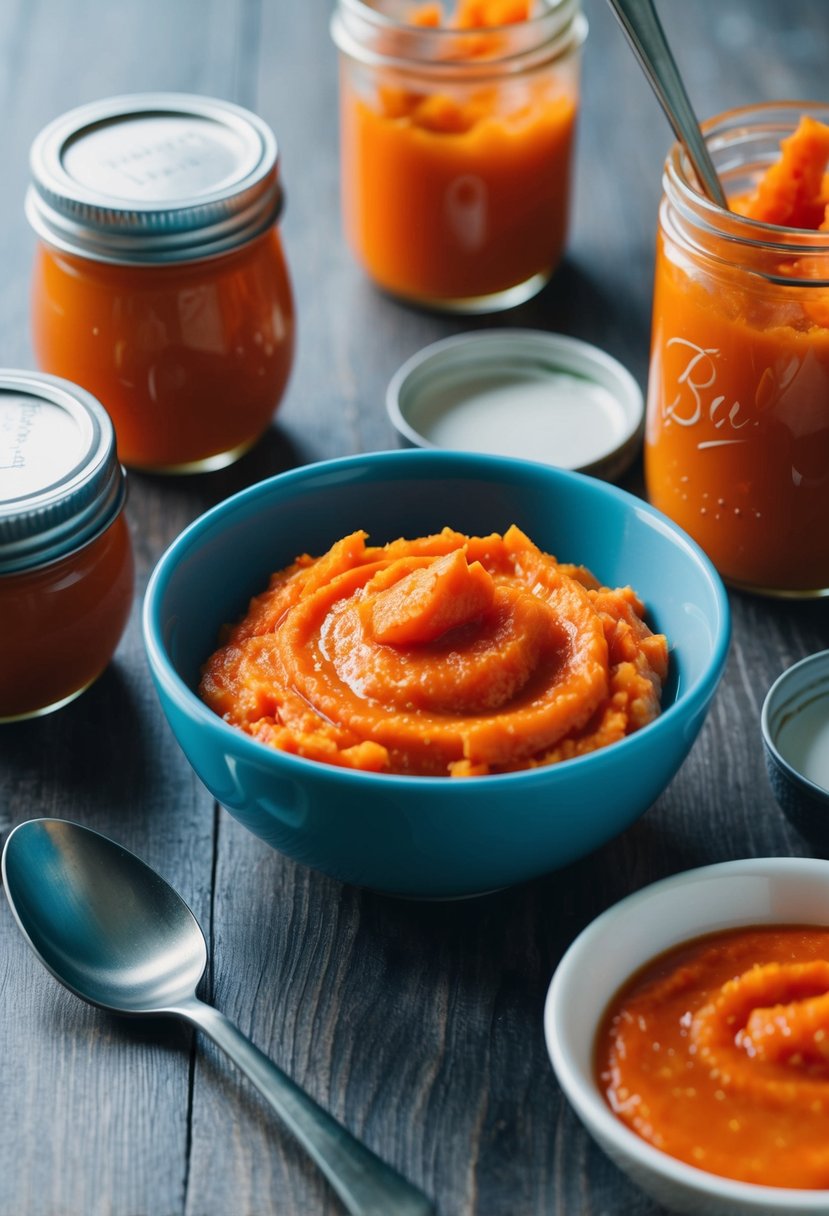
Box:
xmin=2 ymin=818 xmax=434 ymax=1216
xmin=3 ymin=818 xmax=206 ymax=1012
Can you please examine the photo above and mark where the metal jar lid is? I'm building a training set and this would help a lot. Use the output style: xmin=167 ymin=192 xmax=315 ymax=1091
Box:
xmin=26 ymin=93 xmax=283 ymax=265
xmin=386 ymin=329 xmax=644 ymax=483
xmin=0 ymin=371 xmax=127 ymax=574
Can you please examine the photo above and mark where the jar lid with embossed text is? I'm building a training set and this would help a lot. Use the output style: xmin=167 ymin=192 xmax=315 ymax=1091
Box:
xmin=0 ymin=370 xmax=126 ymax=573
xmin=25 ymin=92 xmax=283 ymax=264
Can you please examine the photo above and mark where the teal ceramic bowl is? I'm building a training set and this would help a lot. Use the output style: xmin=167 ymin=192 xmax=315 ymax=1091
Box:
xmin=142 ymin=449 xmax=730 ymax=898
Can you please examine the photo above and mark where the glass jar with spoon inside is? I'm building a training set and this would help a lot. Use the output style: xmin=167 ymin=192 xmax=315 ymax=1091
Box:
xmin=646 ymin=102 xmax=829 ymax=597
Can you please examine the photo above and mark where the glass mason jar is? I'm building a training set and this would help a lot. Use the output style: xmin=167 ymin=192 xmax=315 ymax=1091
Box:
xmin=0 ymin=371 xmax=134 ymax=721
xmin=646 ymin=102 xmax=829 ymax=598
xmin=26 ymin=94 xmax=295 ymax=474
xmin=331 ymin=0 xmax=587 ymax=313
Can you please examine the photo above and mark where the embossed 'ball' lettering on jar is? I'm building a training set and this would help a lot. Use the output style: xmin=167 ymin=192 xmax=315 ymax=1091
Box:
xmin=645 ymin=102 xmax=829 ymax=598
xmin=331 ymin=0 xmax=587 ymax=314
xmin=0 ymin=371 xmax=134 ymax=721
xmin=26 ymin=94 xmax=295 ymax=473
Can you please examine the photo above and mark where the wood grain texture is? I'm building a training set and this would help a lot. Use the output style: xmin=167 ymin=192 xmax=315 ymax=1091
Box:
xmin=1 ymin=1 xmax=828 ymax=1214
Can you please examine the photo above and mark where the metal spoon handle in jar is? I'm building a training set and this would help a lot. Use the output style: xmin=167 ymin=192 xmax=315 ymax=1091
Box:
xmin=606 ymin=0 xmax=728 ymax=208
xmin=173 ymin=996 xmax=435 ymax=1216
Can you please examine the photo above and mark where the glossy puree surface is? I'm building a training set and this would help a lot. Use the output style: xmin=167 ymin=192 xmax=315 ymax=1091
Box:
xmin=200 ymin=526 xmax=668 ymax=777
xmin=597 ymin=924 xmax=829 ymax=1188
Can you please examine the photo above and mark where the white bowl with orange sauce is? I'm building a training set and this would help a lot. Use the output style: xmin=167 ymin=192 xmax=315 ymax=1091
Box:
xmin=545 ymin=857 xmax=829 ymax=1215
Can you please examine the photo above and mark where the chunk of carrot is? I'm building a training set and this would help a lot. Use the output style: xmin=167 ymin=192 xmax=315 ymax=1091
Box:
xmin=410 ymin=3 xmax=443 ymax=26
xmin=369 ymin=549 xmax=495 ymax=646
xmin=741 ymin=115 xmax=829 ymax=229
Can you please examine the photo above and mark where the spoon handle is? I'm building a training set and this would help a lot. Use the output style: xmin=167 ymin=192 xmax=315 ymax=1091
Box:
xmin=606 ymin=0 xmax=728 ymax=208
xmin=175 ymin=997 xmax=435 ymax=1216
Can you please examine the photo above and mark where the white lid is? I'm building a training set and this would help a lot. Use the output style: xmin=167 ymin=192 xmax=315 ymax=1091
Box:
xmin=386 ymin=329 xmax=644 ymax=482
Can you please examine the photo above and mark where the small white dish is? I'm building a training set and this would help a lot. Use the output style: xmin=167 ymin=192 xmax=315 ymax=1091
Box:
xmin=386 ymin=329 xmax=644 ymax=482
xmin=544 ymin=857 xmax=829 ymax=1216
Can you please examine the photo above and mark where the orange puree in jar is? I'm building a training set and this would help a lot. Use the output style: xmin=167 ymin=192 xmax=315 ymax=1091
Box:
xmin=731 ymin=115 xmax=829 ymax=230
xmin=31 ymin=233 xmax=295 ymax=473
xmin=646 ymin=108 xmax=829 ymax=595
xmin=199 ymin=526 xmax=667 ymax=777
xmin=0 ymin=514 xmax=134 ymax=720
xmin=0 ymin=372 xmax=134 ymax=722
xmin=596 ymin=925 xmax=829 ymax=1189
xmin=331 ymin=0 xmax=585 ymax=310
xmin=26 ymin=95 xmax=295 ymax=473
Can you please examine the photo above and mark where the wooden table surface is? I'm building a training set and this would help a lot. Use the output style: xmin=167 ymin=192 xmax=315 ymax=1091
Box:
xmin=1 ymin=2 xmax=828 ymax=1213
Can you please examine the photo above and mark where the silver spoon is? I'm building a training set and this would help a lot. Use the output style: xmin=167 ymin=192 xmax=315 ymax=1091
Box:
xmin=1 ymin=818 xmax=435 ymax=1216
xmin=606 ymin=0 xmax=728 ymax=209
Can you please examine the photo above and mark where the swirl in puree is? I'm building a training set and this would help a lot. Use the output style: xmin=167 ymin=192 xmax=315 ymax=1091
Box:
xmin=597 ymin=926 xmax=829 ymax=1188
xmin=199 ymin=526 xmax=668 ymax=776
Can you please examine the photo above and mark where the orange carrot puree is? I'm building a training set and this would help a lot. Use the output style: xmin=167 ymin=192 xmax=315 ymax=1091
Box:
xmin=199 ymin=526 xmax=667 ymax=777
xmin=339 ymin=0 xmax=578 ymax=303
xmin=31 ymin=230 xmax=295 ymax=471
xmin=646 ymin=116 xmax=829 ymax=592
xmin=732 ymin=114 xmax=829 ymax=230
xmin=412 ymin=0 xmax=534 ymax=28
xmin=0 ymin=512 xmax=134 ymax=719
xmin=597 ymin=925 xmax=829 ymax=1188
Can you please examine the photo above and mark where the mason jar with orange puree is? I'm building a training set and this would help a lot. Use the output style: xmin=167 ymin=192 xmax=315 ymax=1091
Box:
xmin=331 ymin=0 xmax=587 ymax=313
xmin=0 ymin=371 xmax=134 ymax=721
xmin=646 ymin=102 xmax=829 ymax=597
xmin=26 ymin=94 xmax=295 ymax=474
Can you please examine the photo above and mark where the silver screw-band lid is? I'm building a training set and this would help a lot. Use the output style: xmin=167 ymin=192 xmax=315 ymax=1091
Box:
xmin=0 ymin=371 xmax=126 ymax=573
xmin=26 ymin=93 xmax=283 ymax=265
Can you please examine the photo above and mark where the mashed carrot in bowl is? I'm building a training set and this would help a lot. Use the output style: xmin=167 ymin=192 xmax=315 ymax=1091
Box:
xmin=200 ymin=525 xmax=668 ymax=777
xmin=144 ymin=449 xmax=728 ymax=895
